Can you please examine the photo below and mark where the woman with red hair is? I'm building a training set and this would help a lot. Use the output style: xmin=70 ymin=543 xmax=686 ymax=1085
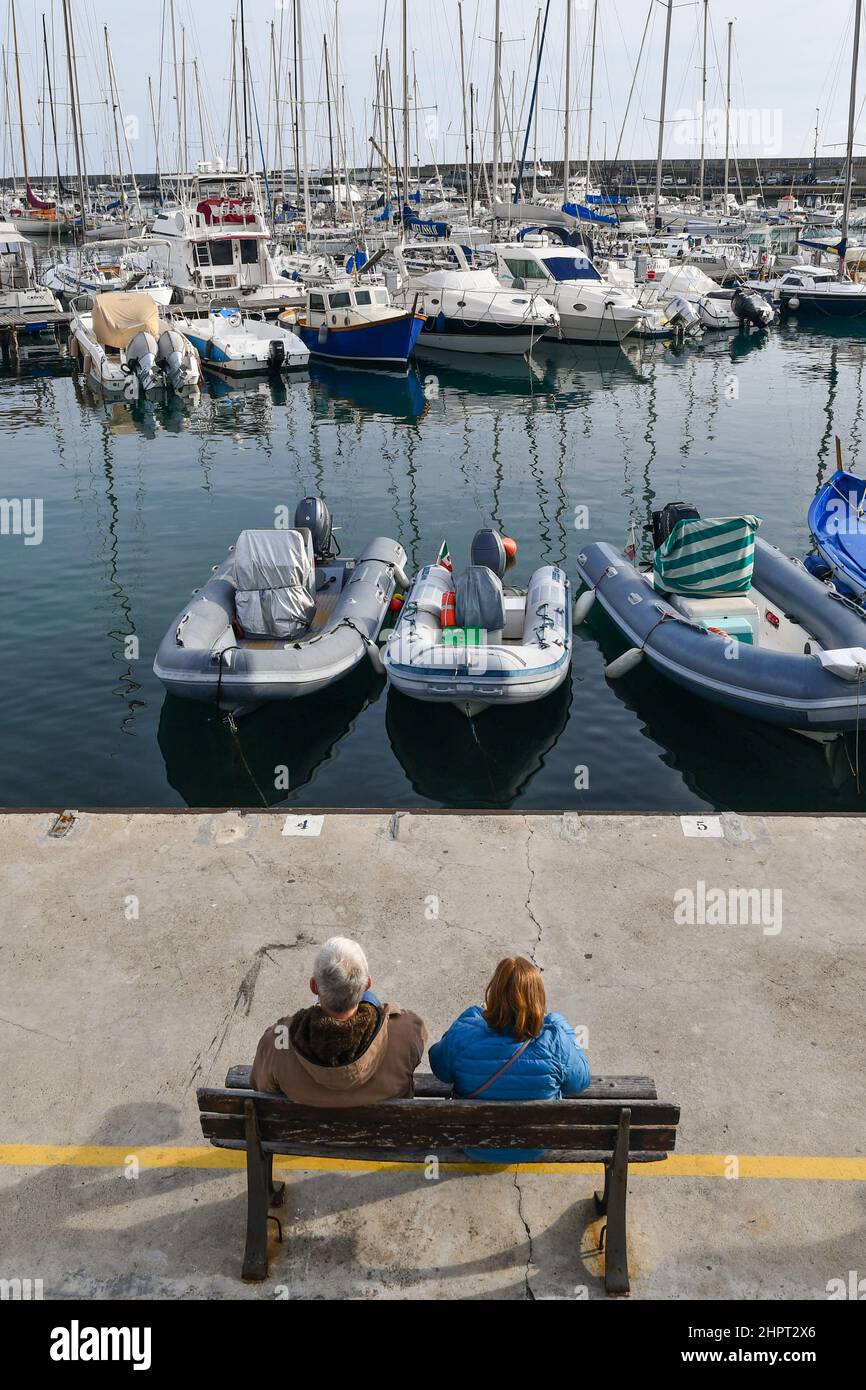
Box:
xmin=429 ymin=957 xmax=591 ymax=1161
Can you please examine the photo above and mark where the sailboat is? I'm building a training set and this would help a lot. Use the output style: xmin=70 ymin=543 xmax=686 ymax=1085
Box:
xmin=779 ymin=0 xmax=866 ymax=319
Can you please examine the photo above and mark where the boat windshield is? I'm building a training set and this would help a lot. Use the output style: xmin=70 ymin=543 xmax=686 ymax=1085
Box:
xmin=541 ymin=255 xmax=601 ymax=282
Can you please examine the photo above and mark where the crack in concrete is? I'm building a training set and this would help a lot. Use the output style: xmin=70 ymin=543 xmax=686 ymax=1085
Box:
xmin=513 ymin=1171 xmax=536 ymax=1300
xmin=525 ymin=822 xmax=543 ymax=967
xmin=187 ymin=934 xmax=316 ymax=1085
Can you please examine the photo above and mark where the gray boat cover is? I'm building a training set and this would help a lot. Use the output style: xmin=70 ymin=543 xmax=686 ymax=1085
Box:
xmin=455 ymin=565 xmax=506 ymax=630
xmin=233 ymin=529 xmax=315 ymax=639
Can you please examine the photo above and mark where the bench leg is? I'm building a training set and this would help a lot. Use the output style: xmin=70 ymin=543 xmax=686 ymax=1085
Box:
xmin=242 ymin=1101 xmax=271 ymax=1282
xmin=267 ymin=1153 xmax=286 ymax=1208
xmin=603 ymin=1108 xmax=631 ymax=1297
xmin=594 ymin=1162 xmax=611 ymax=1215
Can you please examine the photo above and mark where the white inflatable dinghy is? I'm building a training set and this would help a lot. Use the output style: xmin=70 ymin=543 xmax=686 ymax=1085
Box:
xmin=383 ymin=529 xmax=572 ymax=716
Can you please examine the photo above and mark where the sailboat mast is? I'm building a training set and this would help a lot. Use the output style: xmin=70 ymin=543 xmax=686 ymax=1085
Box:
xmin=563 ymin=0 xmax=571 ymax=204
xmin=148 ymin=75 xmax=162 ymax=194
xmin=169 ymin=0 xmax=182 ymax=174
xmin=10 ymin=0 xmax=30 ymax=190
xmin=532 ymin=7 xmax=540 ymax=197
xmin=493 ymin=0 xmax=501 ymax=199
xmin=105 ymin=28 xmax=126 ymax=217
xmin=723 ymin=19 xmax=732 ymax=205
xmin=61 ymin=0 xmax=87 ymax=232
xmin=585 ymin=0 xmax=598 ymax=191
xmin=324 ymin=35 xmax=336 ymax=217
xmin=699 ymin=0 xmax=708 ymax=204
xmin=295 ymin=0 xmax=311 ymax=232
xmin=240 ymin=0 xmax=250 ymax=173
xmin=653 ymin=0 xmax=673 ymax=225
xmin=270 ymin=21 xmax=284 ymax=209
xmin=839 ymin=0 xmax=862 ymax=280
xmin=402 ymin=0 xmax=410 ymax=205
xmin=42 ymin=10 xmax=62 ymax=206
xmin=458 ymin=2 xmax=471 ymax=217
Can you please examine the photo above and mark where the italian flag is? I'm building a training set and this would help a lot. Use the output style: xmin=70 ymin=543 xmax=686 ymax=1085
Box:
xmin=436 ymin=539 xmax=453 ymax=572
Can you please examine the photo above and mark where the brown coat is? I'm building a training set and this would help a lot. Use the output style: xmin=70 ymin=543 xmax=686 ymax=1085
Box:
xmin=250 ymin=1003 xmax=428 ymax=1106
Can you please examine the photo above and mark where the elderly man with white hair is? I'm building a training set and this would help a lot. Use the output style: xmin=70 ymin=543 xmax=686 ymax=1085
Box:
xmin=250 ymin=937 xmax=428 ymax=1105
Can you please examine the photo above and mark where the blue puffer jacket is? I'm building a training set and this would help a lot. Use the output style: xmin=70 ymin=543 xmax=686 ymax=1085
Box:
xmin=428 ymin=1006 xmax=591 ymax=1162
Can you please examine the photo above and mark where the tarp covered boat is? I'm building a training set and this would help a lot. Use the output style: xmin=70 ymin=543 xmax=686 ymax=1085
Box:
xmin=154 ymin=499 xmax=408 ymax=709
xmin=808 ymin=468 xmax=866 ymax=603
xmin=575 ymin=511 xmax=866 ymax=736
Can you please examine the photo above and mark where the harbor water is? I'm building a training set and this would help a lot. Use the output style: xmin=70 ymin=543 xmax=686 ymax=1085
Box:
xmin=3 ymin=322 xmax=866 ymax=811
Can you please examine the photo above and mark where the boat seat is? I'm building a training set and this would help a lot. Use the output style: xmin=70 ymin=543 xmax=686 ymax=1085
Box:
xmin=669 ymin=592 xmax=760 ymax=646
xmin=455 ymin=565 xmax=506 ymax=639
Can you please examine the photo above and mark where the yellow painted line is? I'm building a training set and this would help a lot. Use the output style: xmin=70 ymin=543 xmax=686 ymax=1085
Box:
xmin=0 ymin=1145 xmax=865 ymax=1180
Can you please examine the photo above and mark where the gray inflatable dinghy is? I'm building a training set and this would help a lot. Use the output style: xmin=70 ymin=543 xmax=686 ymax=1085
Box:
xmin=154 ymin=498 xmax=409 ymax=710
xmin=575 ymin=521 xmax=866 ymax=737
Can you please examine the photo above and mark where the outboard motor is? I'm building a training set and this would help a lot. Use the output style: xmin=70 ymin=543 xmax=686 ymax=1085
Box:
xmin=731 ymin=284 xmax=775 ymax=329
xmin=126 ymin=330 xmax=160 ymax=392
xmin=157 ymin=328 xmax=193 ymax=391
xmin=294 ymin=497 xmax=334 ymax=559
xmin=665 ymin=295 xmax=703 ymax=341
xmin=651 ymin=502 xmax=700 ymax=550
xmin=268 ymin=338 xmax=286 ymax=373
xmin=470 ymin=528 xmax=507 ymax=578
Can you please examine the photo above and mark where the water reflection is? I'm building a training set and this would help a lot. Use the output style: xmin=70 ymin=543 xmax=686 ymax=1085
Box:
xmin=309 ymin=361 xmax=428 ymax=423
xmin=157 ymin=662 xmax=382 ymax=807
xmin=585 ymin=611 xmax=866 ymax=809
xmin=386 ymin=678 xmax=572 ymax=808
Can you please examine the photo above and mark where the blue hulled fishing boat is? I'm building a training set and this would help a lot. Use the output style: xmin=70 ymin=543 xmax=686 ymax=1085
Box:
xmin=285 ymin=283 xmax=425 ymax=369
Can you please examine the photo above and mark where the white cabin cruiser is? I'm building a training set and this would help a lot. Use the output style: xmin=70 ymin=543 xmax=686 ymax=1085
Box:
xmin=383 ymin=529 xmax=572 ymax=717
xmin=494 ymin=242 xmax=644 ymax=344
xmin=170 ymin=306 xmax=309 ymax=375
xmin=147 ymin=170 xmax=300 ymax=310
xmin=391 ymin=243 xmax=558 ymax=356
xmin=69 ymin=292 xmax=202 ymax=398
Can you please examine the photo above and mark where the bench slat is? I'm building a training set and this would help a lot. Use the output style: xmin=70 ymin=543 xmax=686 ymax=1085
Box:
xmin=199 ymin=1090 xmax=678 ymax=1128
xmin=199 ymin=1111 xmax=677 ymax=1151
xmin=206 ymin=1138 xmax=670 ymax=1164
xmin=223 ymin=1065 xmax=658 ymax=1101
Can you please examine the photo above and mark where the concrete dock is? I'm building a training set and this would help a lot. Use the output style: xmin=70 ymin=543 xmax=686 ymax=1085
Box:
xmin=1 ymin=809 xmax=863 ymax=1300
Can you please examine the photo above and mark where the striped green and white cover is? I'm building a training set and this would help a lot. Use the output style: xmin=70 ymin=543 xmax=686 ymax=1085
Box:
xmin=653 ymin=515 xmax=762 ymax=597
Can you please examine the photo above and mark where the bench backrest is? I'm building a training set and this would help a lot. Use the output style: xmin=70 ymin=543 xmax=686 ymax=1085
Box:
xmin=197 ymin=1085 xmax=679 ymax=1155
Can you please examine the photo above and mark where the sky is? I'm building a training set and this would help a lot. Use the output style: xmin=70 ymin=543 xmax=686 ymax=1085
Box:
xmin=1 ymin=0 xmax=864 ymax=180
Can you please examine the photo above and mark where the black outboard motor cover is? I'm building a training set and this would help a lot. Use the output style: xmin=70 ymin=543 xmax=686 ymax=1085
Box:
xmin=268 ymin=339 xmax=286 ymax=371
xmin=294 ymin=497 xmax=333 ymax=558
xmin=470 ymin=528 xmax=507 ymax=578
xmin=651 ymin=502 xmax=701 ymax=550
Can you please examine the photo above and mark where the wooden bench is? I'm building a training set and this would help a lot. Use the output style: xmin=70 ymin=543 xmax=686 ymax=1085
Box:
xmin=197 ymin=1067 xmax=680 ymax=1295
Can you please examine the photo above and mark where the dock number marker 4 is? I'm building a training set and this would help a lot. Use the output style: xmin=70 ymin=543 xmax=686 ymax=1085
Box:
xmin=680 ymin=815 xmax=723 ymax=838
xmin=282 ymin=815 xmax=324 ymax=837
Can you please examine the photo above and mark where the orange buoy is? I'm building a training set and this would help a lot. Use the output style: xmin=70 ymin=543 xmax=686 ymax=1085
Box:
xmin=502 ymin=536 xmax=518 ymax=568
xmin=389 ymin=593 xmax=405 ymax=613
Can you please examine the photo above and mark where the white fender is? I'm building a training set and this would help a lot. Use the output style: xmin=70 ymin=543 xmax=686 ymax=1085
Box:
xmin=573 ymin=588 xmax=596 ymax=625
xmin=604 ymin=647 xmax=644 ymax=678
xmin=367 ymin=641 xmax=386 ymax=675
